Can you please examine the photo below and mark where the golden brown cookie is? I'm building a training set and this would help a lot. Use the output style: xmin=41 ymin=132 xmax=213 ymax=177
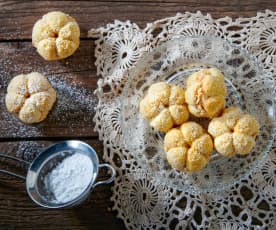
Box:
xmin=32 ymin=11 xmax=80 ymax=60
xmin=208 ymin=107 xmax=260 ymax=157
xmin=164 ymin=122 xmax=213 ymax=172
xmin=5 ymin=72 xmax=56 ymax=124
xmin=139 ymin=82 xmax=189 ymax=132
xmin=185 ymin=68 xmax=227 ymax=118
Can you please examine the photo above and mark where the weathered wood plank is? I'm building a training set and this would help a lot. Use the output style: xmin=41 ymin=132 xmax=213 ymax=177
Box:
xmin=0 ymin=0 xmax=275 ymax=40
xmin=0 ymin=40 xmax=100 ymax=139
xmin=0 ymin=139 xmax=125 ymax=230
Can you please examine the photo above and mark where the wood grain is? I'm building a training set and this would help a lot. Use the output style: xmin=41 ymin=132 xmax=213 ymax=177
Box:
xmin=0 ymin=1 xmax=274 ymax=229
xmin=0 ymin=139 xmax=125 ymax=230
xmin=0 ymin=0 xmax=275 ymax=40
xmin=0 ymin=40 xmax=99 ymax=139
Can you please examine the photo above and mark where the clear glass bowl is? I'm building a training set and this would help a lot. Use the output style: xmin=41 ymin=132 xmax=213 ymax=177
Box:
xmin=121 ymin=36 xmax=275 ymax=193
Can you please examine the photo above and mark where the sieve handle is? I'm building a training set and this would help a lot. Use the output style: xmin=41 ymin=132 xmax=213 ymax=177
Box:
xmin=0 ymin=153 xmax=30 ymax=180
xmin=93 ymin=163 xmax=116 ymax=188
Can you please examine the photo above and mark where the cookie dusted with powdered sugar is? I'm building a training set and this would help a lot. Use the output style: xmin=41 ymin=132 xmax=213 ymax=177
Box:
xmin=139 ymin=82 xmax=189 ymax=132
xmin=32 ymin=11 xmax=80 ymax=60
xmin=164 ymin=122 xmax=213 ymax=172
xmin=5 ymin=72 xmax=56 ymax=124
xmin=185 ymin=68 xmax=227 ymax=118
xmin=208 ymin=107 xmax=260 ymax=157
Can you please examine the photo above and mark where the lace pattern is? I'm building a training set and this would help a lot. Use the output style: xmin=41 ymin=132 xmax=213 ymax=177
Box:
xmin=89 ymin=10 xmax=276 ymax=229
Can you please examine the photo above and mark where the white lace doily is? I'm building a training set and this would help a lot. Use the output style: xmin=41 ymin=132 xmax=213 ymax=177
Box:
xmin=89 ymin=10 xmax=276 ymax=229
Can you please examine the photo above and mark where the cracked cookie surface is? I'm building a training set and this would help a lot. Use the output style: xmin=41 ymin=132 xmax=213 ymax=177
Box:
xmin=185 ymin=68 xmax=227 ymax=118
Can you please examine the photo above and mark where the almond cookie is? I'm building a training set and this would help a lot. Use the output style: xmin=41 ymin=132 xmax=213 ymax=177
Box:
xmin=208 ymin=107 xmax=260 ymax=157
xmin=164 ymin=121 xmax=213 ymax=172
xmin=5 ymin=72 xmax=56 ymax=124
xmin=185 ymin=68 xmax=227 ymax=118
xmin=139 ymin=82 xmax=189 ymax=132
xmin=32 ymin=11 xmax=80 ymax=60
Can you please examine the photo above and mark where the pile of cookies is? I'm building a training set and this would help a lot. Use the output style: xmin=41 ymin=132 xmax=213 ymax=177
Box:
xmin=5 ymin=11 xmax=80 ymax=124
xmin=139 ymin=68 xmax=260 ymax=172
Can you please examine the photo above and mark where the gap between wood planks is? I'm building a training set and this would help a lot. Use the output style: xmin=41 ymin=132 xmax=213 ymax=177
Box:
xmin=1 ymin=0 xmax=275 ymax=41
xmin=0 ymin=136 xmax=100 ymax=142
xmin=0 ymin=37 xmax=96 ymax=43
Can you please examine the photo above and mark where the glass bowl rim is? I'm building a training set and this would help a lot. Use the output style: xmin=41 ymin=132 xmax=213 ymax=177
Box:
xmin=120 ymin=35 xmax=276 ymax=193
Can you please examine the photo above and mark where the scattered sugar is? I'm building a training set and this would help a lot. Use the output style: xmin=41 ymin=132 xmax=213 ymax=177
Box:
xmin=16 ymin=141 xmax=43 ymax=162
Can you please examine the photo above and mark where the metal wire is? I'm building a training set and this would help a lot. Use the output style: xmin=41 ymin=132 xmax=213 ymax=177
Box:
xmin=0 ymin=153 xmax=30 ymax=180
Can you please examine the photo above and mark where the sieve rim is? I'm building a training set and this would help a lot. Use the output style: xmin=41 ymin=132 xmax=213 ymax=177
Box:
xmin=25 ymin=140 xmax=100 ymax=209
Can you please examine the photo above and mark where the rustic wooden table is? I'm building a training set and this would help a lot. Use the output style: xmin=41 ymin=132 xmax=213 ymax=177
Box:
xmin=0 ymin=1 xmax=275 ymax=229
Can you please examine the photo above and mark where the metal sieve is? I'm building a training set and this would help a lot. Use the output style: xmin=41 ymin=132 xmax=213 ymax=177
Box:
xmin=0 ymin=140 xmax=116 ymax=208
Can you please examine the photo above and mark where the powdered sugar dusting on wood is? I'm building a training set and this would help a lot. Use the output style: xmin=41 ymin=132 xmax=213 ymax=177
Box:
xmin=0 ymin=41 xmax=97 ymax=138
xmin=0 ymin=74 xmax=97 ymax=137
